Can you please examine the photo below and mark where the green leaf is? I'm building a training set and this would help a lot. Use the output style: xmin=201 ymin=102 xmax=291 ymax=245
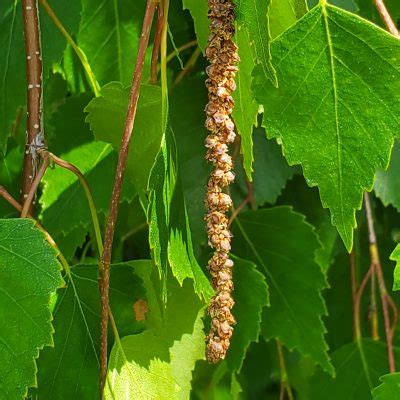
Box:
xmin=253 ymin=4 xmax=400 ymax=251
xmin=35 ymin=263 xmax=145 ymax=399
xmin=390 ymin=244 xmax=400 ymax=291
xmin=225 ymin=256 xmax=269 ymax=373
xmin=308 ymin=0 xmax=358 ymax=11
xmin=233 ymin=207 xmax=333 ymax=374
xmin=0 ymin=1 xmax=23 ymax=153
xmin=85 ymin=82 xmax=163 ymax=198
xmin=252 ymin=127 xmax=299 ymax=206
xmin=237 ymin=0 xmax=277 ymax=86
xmin=182 ymin=0 xmax=208 ymax=51
xmin=0 ymin=0 xmax=80 ymax=152
xmin=372 ymin=373 xmax=400 ymax=400
xmin=375 ymin=141 xmax=400 ymax=212
xmin=0 ymin=145 xmax=22 ymax=218
xmin=0 ymin=219 xmax=63 ymax=398
xmin=268 ymin=0 xmax=308 ymax=39
xmin=78 ymin=0 xmax=146 ymax=86
xmin=47 ymin=93 xmax=93 ymax=155
xmin=170 ymin=77 xmax=210 ymax=251
xmin=104 ymin=260 xmax=206 ymax=399
xmin=148 ymin=128 xmax=213 ymax=301
xmin=39 ymin=140 xmax=136 ymax=258
xmin=232 ymin=27 xmax=259 ymax=180
xmin=310 ymin=340 xmax=400 ymax=400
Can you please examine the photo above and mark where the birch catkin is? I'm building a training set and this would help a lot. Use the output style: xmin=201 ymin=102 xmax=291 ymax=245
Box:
xmin=204 ymin=0 xmax=239 ymax=363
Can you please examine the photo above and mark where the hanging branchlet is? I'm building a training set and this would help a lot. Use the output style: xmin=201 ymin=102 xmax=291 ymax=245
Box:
xmin=204 ymin=0 xmax=239 ymax=363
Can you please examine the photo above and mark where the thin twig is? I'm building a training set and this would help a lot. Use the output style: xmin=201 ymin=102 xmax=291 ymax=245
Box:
xmin=150 ymin=2 xmax=164 ymax=85
xmin=165 ymin=40 xmax=197 ymax=64
xmin=98 ymin=1 xmax=157 ymax=394
xmin=374 ymin=0 xmax=400 ymax=37
xmin=276 ymin=341 xmax=294 ymax=400
xmin=386 ymin=294 xmax=399 ymax=338
xmin=21 ymin=155 xmax=49 ymax=218
xmin=173 ymin=46 xmax=202 ymax=85
xmin=228 ymin=181 xmax=254 ymax=226
xmin=370 ymin=263 xmax=379 ymax=340
xmin=354 ymin=264 xmax=374 ymax=340
xmin=121 ymin=222 xmax=148 ymax=242
xmin=21 ymin=0 xmax=44 ymax=214
xmin=39 ymin=0 xmax=100 ymax=96
xmin=364 ymin=193 xmax=397 ymax=373
xmin=349 ymin=250 xmax=358 ymax=339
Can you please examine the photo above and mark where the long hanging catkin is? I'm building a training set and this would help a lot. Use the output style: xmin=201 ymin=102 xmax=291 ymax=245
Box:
xmin=204 ymin=0 xmax=239 ymax=363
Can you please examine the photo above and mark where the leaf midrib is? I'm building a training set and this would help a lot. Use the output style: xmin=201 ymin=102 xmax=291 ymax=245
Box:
xmin=321 ymin=4 xmax=347 ymax=246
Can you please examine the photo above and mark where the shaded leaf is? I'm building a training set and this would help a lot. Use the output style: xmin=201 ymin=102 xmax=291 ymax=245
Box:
xmin=78 ymin=0 xmax=146 ymax=86
xmin=47 ymin=93 xmax=93 ymax=155
xmin=233 ymin=207 xmax=333 ymax=374
xmin=225 ymin=256 xmax=269 ymax=373
xmin=356 ymin=0 xmax=400 ymax=30
xmin=85 ymin=82 xmax=163 ymax=198
xmin=35 ymin=263 xmax=145 ymax=399
xmin=0 ymin=145 xmax=22 ymax=217
xmin=310 ymin=340 xmax=400 ymax=400
xmin=0 ymin=219 xmax=63 ymax=398
xmin=0 ymin=0 xmax=80 ymax=152
xmin=375 ymin=141 xmax=400 ymax=213
xmin=170 ymin=77 xmax=210 ymax=251
xmin=252 ymin=127 xmax=299 ymax=206
xmin=148 ymin=128 xmax=212 ymax=300
xmin=253 ymin=4 xmax=400 ymax=251
xmin=104 ymin=260 xmax=206 ymax=399
xmin=277 ymin=175 xmax=339 ymax=271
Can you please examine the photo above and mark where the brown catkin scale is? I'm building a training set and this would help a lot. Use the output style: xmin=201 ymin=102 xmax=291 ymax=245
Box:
xmin=204 ymin=0 xmax=238 ymax=363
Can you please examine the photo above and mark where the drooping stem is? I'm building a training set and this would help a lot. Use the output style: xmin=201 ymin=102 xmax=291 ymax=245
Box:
xmin=354 ymin=264 xmax=374 ymax=341
xmin=98 ymin=0 xmax=156 ymax=393
xmin=39 ymin=0 xmax=100 ymax=96
xmin=150 ymin=2 xmax=164 ymax=85
xmin=21 ymin=0 xmax=44 ymax=214
xmin=364 ymin=193 xmax=397 ymax=373
xmin=45 ymin=151 xmax=104 ymax=256
xmin=374 ymin=0 xmax=399 ymax=37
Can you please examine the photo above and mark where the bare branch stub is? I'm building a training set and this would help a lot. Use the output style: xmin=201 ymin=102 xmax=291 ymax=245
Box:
xmin=21 ymin=0 xmax=45 ymax=214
